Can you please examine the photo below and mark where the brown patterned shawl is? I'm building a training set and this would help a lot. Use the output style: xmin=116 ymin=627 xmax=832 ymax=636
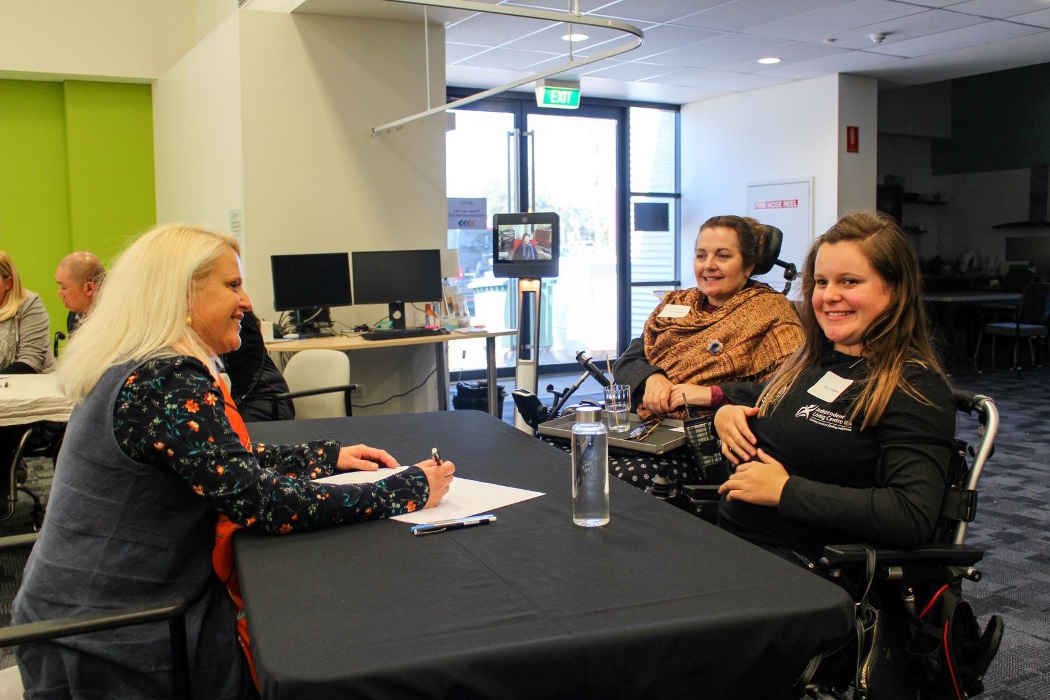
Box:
xmin=640 ymin=285 xmax=803 ymax=420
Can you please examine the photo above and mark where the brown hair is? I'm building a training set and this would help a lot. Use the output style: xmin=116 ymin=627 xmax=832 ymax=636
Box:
xmin=756 ymin=211 xmax=944 ymax=429
xmin=699 ymin=215 xmax=761 ymax=275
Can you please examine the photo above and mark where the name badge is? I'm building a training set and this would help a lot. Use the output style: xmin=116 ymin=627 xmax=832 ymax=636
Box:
xmin=658 ymin=304 xmax=691 ymax=318
xmin=807 ymin=371 xmax=854 ymax=402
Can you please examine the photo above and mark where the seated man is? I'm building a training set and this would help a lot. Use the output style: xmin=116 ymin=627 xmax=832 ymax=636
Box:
xmin=221 ymin=309 xmax=295 ymax=421
xmin=55 ymin=251 xmax=105 ymax=333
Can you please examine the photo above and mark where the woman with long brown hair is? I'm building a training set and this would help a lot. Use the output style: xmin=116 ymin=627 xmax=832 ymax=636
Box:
xmin=715 ymin=211 xmax=954 ymax=559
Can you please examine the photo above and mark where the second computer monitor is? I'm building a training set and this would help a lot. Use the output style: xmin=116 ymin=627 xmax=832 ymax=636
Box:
xmin=351 ymin=249 xmax=443 ymax=329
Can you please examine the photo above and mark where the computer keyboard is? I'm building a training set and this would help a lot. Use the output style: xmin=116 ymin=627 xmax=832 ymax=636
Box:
xmin=360 ymin=327 xmax=451 ymax=341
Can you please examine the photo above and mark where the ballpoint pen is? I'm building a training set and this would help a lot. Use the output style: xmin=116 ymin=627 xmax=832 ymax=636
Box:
xmin=410 ymin=514 xmax=496 ymax=536
xmin=431 ymin=447 xmax=442 ymax=465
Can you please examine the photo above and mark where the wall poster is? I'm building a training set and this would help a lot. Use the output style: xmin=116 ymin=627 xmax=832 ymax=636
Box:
xmin=746 ymin=177 xmax=813 ymax=297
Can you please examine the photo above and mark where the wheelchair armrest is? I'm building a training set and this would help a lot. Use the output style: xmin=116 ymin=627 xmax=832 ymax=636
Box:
xmin=819 ymin=542 xmax=984 ymax=570
xmin=680 ymin=484 xmax=721 ymax=501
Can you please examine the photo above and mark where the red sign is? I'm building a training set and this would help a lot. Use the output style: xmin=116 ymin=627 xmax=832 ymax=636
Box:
xmin=846 ymin=125 xmax=859 ymax=153
xmin=754 ymin=199 xmax=799 ymax=210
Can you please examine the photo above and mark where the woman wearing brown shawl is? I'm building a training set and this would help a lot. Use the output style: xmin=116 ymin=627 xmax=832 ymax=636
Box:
xmin=610 ymin=215 xmax=802 ymax=487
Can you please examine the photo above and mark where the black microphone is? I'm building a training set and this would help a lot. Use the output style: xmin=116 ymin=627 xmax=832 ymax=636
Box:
xmin=575 ymin=351 xmax=612 ymax=388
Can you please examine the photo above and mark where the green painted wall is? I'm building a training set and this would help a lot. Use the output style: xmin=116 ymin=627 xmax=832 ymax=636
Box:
xmin=0 ymin=79 xmax=155 ymax=346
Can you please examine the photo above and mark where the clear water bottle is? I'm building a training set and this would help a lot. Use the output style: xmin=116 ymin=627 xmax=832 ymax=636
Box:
xmin=571 ymin=405 xmax=610 ymax=527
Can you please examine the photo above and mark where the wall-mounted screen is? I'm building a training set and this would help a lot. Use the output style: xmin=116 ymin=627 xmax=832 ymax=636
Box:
xmin=492 ymin=212 xmax=559 ymax=279
xmin=351 ymin=249 xmax=443 ymax=328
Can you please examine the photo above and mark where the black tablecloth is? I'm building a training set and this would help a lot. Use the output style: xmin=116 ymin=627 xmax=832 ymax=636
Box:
xmin=237 ymin=411 xmax=854 ymax=700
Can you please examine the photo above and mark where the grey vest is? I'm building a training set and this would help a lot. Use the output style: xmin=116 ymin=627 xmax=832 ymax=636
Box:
xmin=13 ymin=360 xmax=247 ymax=699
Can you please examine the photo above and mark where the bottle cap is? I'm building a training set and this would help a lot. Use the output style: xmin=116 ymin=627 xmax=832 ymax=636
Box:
xmin=574 ymin=405 xmax=603 ymax=423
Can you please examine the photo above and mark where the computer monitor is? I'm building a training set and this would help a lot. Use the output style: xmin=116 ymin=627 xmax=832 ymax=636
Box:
xmin=492 ymin=212 xmax=559 ymax=279
xmin=270 ymin=252 xmax=353 ymax=336
xmin=351 ymin=249 xmax=443 ymax=329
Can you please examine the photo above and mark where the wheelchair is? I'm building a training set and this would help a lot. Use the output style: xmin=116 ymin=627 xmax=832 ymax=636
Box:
xmin=798 ymin=389 xmax=1004 ymax=699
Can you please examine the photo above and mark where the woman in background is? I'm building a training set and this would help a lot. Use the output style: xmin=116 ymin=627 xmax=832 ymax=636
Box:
xmin=715 ymin=211 xmax=954 ymax=560
xmin=13 ymin=225 xmax=454 ymax=699
xmin=609 ymin=215 xmax=803 ymax=488
xmin=0 ymin=250 xmax=55 ymax=374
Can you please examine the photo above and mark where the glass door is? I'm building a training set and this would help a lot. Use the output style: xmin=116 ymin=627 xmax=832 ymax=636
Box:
xmin=446 ymin=98 xmax=622 ymax=377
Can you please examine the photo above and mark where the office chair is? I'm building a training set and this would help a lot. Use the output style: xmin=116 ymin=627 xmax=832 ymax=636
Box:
xmin=262 ymin=349 xmax=357 ymax=420
xmin=802 ymin=389 xmax=1004 ymax=700
xmin=0 ymin=533 xmax=192 ymax=699
xmin=972 ymin=282 xmax=1050 ymax=375
xmin=3 ymin=423 xmax=63 ymax=530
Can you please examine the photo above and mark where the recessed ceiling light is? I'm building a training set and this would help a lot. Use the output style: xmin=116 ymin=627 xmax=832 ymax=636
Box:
xmin=758 ymin=57 xmax=781 ymax=65
xmin=562 ymin=33 xmax=589 ymax=42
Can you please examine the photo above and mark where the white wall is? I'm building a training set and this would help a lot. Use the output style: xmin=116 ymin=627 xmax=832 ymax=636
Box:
xmin=681 ymin=74 xmax=859 ymax=294
xmin=836 ymin=75 xmax=878 ymax=218
xmin=0 ymin=0 xmax=201 ymax=81
xmin=154 ymin=14 xmax=245 ymax=238
xmin=155 ymin=9 xmax=449 ymax=414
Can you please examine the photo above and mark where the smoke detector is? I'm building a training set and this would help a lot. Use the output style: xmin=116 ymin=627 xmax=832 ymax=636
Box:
xmin=870 ymin=33 xmax=887 ymax=44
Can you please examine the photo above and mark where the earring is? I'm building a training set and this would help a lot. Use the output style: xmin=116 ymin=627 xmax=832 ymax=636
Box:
xmin=186 ymin=315 xmax=192 ymax=327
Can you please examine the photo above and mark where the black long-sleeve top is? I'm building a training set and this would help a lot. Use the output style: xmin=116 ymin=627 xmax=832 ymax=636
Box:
xmin=719 ymin=350 xmax=955 ymax=558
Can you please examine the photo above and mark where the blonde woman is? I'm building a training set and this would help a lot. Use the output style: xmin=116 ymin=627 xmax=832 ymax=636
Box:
xmin=13 ymin=225 xmax=454 ymax=699
xmin=0 ymin=250 xmax=55 ymax=374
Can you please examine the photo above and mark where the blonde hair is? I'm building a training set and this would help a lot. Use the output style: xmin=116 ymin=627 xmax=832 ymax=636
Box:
xmin=59 ymin=224 xmax=241 ymax=403
xmin=756 ymin=211 xmax=944 ymax=430
xmin=0 ymin=250 xmax=26 ymax=322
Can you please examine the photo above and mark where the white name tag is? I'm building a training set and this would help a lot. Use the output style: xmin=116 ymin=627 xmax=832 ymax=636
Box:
xmin=658 ymin=304 xmax=691 ymax=318
xmin=807 ymin=371 xmax=854 ymax=402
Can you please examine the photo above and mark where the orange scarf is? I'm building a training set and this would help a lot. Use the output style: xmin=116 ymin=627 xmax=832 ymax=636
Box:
xmin=213 ymin=378 xmax=258 ymax=689
xmin=640 ymin=285 xmax=803 ymax=420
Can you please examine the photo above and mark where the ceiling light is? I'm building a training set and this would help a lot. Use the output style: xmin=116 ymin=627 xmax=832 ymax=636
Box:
xmin=562 ymin=32 xmax=589 ymax=42
xmin=758 ymin=57 xmax=781 ymax=65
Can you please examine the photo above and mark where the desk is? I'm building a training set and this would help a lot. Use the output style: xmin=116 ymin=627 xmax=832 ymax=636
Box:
xmin=0 ymin=374 xmax=73 ymax=427
xmin=265 ymin=329 xmax=516 ymax=417
xmin=924 ymin=292 xmax=1022 ymax=372
xmin=236 ymin=411 xmax=854 ymax=700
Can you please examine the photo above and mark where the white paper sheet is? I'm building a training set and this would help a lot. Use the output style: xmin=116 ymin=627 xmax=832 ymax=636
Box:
xmin=315 ymin=468 xmax=544 ymax=525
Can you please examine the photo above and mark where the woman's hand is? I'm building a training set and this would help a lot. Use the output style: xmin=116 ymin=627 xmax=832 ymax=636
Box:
xmin=640 ymin=373 xmax=674 ymax=414
xmin=717 ymin=449 xmax=789 ymax=506
xmin=714 ymin=404 xmax=759 ymax=464
xmin=667 ymin=384 xmax=712 ymax=412
xmin=417 ymin=459 xmax=455 ymax=508
xmin=335 ymin=444 xmax=399 ymax=472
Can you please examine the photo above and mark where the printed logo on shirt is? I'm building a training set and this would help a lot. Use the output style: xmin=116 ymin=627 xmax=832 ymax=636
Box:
xmin=794 ymin=404 xmax=853 ymax=432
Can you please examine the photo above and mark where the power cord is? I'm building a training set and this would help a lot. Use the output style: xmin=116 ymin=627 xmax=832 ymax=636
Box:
xmin=351 ymin=366 xmax=438 ymax=409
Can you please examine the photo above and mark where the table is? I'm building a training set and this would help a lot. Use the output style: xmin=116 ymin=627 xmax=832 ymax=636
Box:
xmin=236 ymin=411 xmax=854 ymax=700
xmin=924 ymin=292 xmax=1021 ymax=372
xmin=0 ymin=374 xmax=73 ymax=427
xmin=265 ymin=329 xmax=516 ymax=417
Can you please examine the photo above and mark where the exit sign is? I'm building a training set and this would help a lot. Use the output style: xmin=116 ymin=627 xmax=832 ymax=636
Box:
xmin=535 ymin=80 xmax=581 ymax=110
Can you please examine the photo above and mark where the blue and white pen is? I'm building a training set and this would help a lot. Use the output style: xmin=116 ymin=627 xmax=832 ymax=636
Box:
xmin=410 ymin=514 xmax=496 ymax=536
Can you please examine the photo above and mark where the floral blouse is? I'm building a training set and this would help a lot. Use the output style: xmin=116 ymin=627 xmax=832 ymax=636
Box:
xmin=113 ymin=356 xmax=429 ymax=533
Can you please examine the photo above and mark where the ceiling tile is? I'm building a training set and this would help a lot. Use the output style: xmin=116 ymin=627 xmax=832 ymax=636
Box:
xmin=947 ymin=0 xmax=1050 ymax=19
xmin=597 ymin=0 xmax=729 ymax=24
xmin=644 ymin=67 xmax=792 ymax=91
xmin=867 ymin=19 xmax=1045 ymax=57
xmin=673 ymin=0 xmax=851 ymax=33
xmin=760 ymin=47 xmax=905 ymax=78
xmin=745 ymin=0 xmax=927 ymax=42
xmin=645 ymin=32 xmax=790 ymax=69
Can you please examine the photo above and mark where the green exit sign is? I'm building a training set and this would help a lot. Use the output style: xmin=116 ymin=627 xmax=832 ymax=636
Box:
xmin=535 ymin=80 xmax=581 ymax=110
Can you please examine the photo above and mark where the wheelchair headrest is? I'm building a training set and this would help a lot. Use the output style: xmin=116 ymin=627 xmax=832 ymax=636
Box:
xmin=752 ymin=224 xmax=784 ymax=277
